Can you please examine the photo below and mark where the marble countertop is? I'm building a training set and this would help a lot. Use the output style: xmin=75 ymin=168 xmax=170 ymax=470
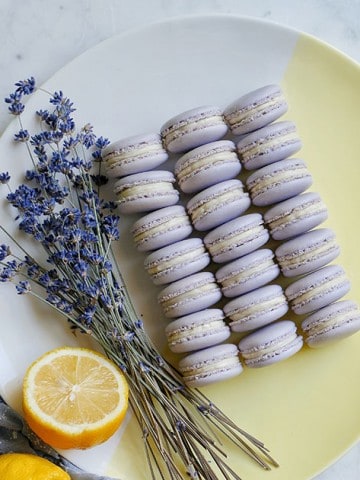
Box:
xmin=0 ymin=1 xmax=359 ymax=478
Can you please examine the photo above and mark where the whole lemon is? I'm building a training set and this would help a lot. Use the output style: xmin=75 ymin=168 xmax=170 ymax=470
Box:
xmin=0 ymin=453 xmax=70 ymax=480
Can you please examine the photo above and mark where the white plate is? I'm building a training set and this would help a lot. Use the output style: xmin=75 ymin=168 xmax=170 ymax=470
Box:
xmin=1 ymin=15 xmax=360 ymax=480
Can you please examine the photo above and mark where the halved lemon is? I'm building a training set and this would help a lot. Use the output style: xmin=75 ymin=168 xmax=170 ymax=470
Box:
xmin=22 ymin=347 xmax=129 ymax=449
xmin=0 ymin=453 xmax=70 ymax=480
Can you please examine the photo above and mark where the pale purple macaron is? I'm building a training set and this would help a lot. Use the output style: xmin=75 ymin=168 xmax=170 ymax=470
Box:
xmin=275 ymin=228 xmax=340 ymax=278
xmin=102 ymin=133 xmax=168 ymax=178
xmin=178 ymin=343 xmax=243 ymax=387
xmin=160 ymin=105 xmax=228 ymax=154
xmin=224 ymin=84 xmax=288 ymax=135
xmin=165 ymin=309 xmax=230 ymax=353
xmin=236 ymin=120 xmax=302 ymax=170
xmin=246 ymin=158 xmax=313 ymax=207
xmin=144 ymin=238 xmax=210 ymax=286
xmin=215 ymin=249 xmax=280 ymax=298
xmin=301 ymin=300 xmax=360 ymax=348
xmin=204 ymin=213 xmax=269 ymax=263
xmin=174 ymin=140 xmax=241 ymax=194
xmin=224 ymin=284 xmax=288 ymax=333
xmin=238 ymin=320 xmax=303 ymax=368
xmin=186 ymin=179 xmax=250 ymax=231
xmin=131 ymin=205 xmax=193 ymax=252
xmin=158 ymin=271 xmax=222 ymax=319
xmin=285 ymin=264 xmax=351 ymax=315
xmin=114 ymin=170 xmax=179 ymax=214
xmin=264 ymin=192 xmax=328 ymax=241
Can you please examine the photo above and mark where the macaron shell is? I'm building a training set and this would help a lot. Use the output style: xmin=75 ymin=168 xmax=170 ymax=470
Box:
xmin=301 ymin=300 xmax=360 ymax=348
xmin=175 ymin=140 xmax=241 ymax=194
xmin=204 ymin=213 xmax=269 ymax=263
xmin=187 ymin=179 xmax=250 ymax=231
xmin=224 ymin=284 xmax=289 ymax=333
xmin=236 ymin=121 xmax=302 ymax=170
xmin=246 ymin=158 xmax=313 ymax=207
xmin=165 ymin=309 xmax=230 ymax=353
xmin=264 ymin=192 xmax=328 ymax=241
xmin=215 ymin=249 xmax=280 ymax=298
xmin=115 ymin=170 xmax=179 ymax=214
xmin=275 ymin=228 xmax=340 ymax=277
xmin=178 ymin=343 xmax=243 ymax=387
xmin=158 ymin=272 xmax=222 ymax=318
xmin=132 ymin=205 xmax=193 ymax=252
xmin=160 ymin=105 xmax=228 ymax=153
xmin=238 ymin=320 xmax=303 ymax=368
xmin=224 ymin=84 xmax=288 ymax=135
xmin=144 ymin=238 xmax=210 ymax=285
xmin=285 ymin=264 xmax=351 ymax=315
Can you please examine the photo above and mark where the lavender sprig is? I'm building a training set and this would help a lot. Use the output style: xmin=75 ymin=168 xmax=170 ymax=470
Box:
xmin=0 ymin=78 xmax=278 ymax=479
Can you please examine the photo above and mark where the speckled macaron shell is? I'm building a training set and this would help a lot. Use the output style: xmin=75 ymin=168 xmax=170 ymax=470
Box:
xmin=178 ymin=343 xmax=243 ymax=387
xmin=275 ymin=228 xmax=340 ymax=278
xmin=301 ymin=300 xmax=360 ymax=348
xmin=174 ymin=140 xmax=241 ymax=194
xmin=158 ymin=271 xmax=222 ymax=319
xmin=264 ymin=192 xmax=329 ymax=241
xmin=215 ymin=249 xmax=280 ymax=298
xmin=224 ymin=84 xmax=288 ymax=135
xmin=203 ymin=213 xmax=269 ymax=263
xmin=160 ymin=105 xmax=228 ymax=154
xmin=114 ymin=170 xmax=179 ymax=214
xmin=102 ymin=133 xmax=168 ymax=178
xmin=224 ymin=284 xmax=289 ymax=333
xmin=238 ymin=320 xmax=303 ymax=368
xmin=285 ymin=264 xmax=351 ymax=315
xmin=165 ymin=309 xmax=231 ymax=353
xmin=131 ymin=205 xmax=193 ymax=252
xmin=246 ymin=158 xmax=313 ymax=207
xmin=236 ymin=120 xmax=302 ymax=170
xmin=144 ymin=238 xmax=210 ymax=286
xmin=186 ymin=179 xmax=250 ymax=232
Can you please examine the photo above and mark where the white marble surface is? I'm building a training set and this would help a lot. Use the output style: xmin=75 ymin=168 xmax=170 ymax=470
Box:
xmin=0 ymin=0 xmax=359 ymax=478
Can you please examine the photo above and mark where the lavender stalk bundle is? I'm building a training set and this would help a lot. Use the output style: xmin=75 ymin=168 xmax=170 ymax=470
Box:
xmin=0 ymin=78 xmax=278 ymax=479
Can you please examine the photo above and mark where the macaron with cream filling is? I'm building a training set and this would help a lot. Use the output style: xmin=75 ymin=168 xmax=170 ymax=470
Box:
xmin=165 ymin=309 xmax=230 ymax=353
xmin=178 ymin=343 xmax=243 ymax=387
xmin=238 ymin=320 xmax=303 ymax=368
xmin=161 ymin=105 xmax=228 ymax=153
xmin=224 ymin=84 xmax=288 ymax=135
xmin=186 ymin=179 xmax=250 ymax=231
xmin=285 ymin=264 xmax=351 ymax=315
xmin=175 ymin=140 xmax=241 ymax=194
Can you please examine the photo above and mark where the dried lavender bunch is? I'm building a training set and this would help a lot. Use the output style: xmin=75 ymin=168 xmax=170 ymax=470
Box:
xmin=0 ymin=78 xmax=278 ymax=479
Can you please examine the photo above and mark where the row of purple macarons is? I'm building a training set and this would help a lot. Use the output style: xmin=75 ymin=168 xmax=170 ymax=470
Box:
xmin=101 ymin=84 xmax=360 ymax=387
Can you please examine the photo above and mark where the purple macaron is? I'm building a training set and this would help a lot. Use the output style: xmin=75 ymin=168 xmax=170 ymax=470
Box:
xmin=186 ymin=179 xmax=250 ymax=231
xmin=165 ymin=309 xmax=230 ymax=353
xmin=144 ymin=238 xmax=210 ymax=286
xmin=246 ymin=158 xmax=313 ymax=207
xmin=275 ymin=228 xmax=340 ymax=278
xmin=203 ymin=213 xmax=269 ymax=263
xmin=236 ymin=120 xmax=302 ymax=170
xmin=178 ymin=343 xmax=243 ymax=387
xmin=224 ymin=284 xmax=288 ymax=333
xmin=174 ymin=140 xmax=241 ymax=194
xmin=215 ymin=249 xmax=280 ymax=298
xmin=102 ymin=133 xmax=168 ymax=178
xmin=238 ymin=320 xmax=303 ymax=368
xmin=224 ymin=84 xmax=288 ymax=135
xmin=264 ymin=192 xmax=328 ymax=241
xmin=160 ymin=105 xmax=228 ymax=153
xmin=114 ymin=170 xmax=179 ymax=214
xmin=285 ymin=264 xmax=351 ymax=315
xmin=158 ymin=271 xmax=222 ymax=319
xmin=301 ymin=300 xmax=360 ymax=348
xmin=131 ymin=205 xmax=193 ymax=252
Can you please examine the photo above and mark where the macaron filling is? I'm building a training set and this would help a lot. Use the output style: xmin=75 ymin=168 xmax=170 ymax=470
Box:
xmin=277 ymin=238 xmax=339 ymax=272
xmin=219 ymin=257 xmax=276 ymax=289
xmin=180 ymin=355 xmax=240 ymax=379
xmin=167 ymin=319 xmax=228 ymax=346
xmin=132 ymin=214 xmax=191 ymax=246
xmin=304 ymin=309 xmax=359 ymax=338
xmin=163 ymin=115 xmax=225 ymax=144
xmin=206 ymin=224 xmax=266 ymax=257
xmin=248 ymin=164 xmax=311 ymax=197
xmin=105 ymin=143 xmax=164 ymax=166
xmin=227 ymin=295 xmax=287 ymax=326
xmin=226 ymin=94 xmax=285 ymax=129
xmin=240 ymin=330 xmax=299 ymax=362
